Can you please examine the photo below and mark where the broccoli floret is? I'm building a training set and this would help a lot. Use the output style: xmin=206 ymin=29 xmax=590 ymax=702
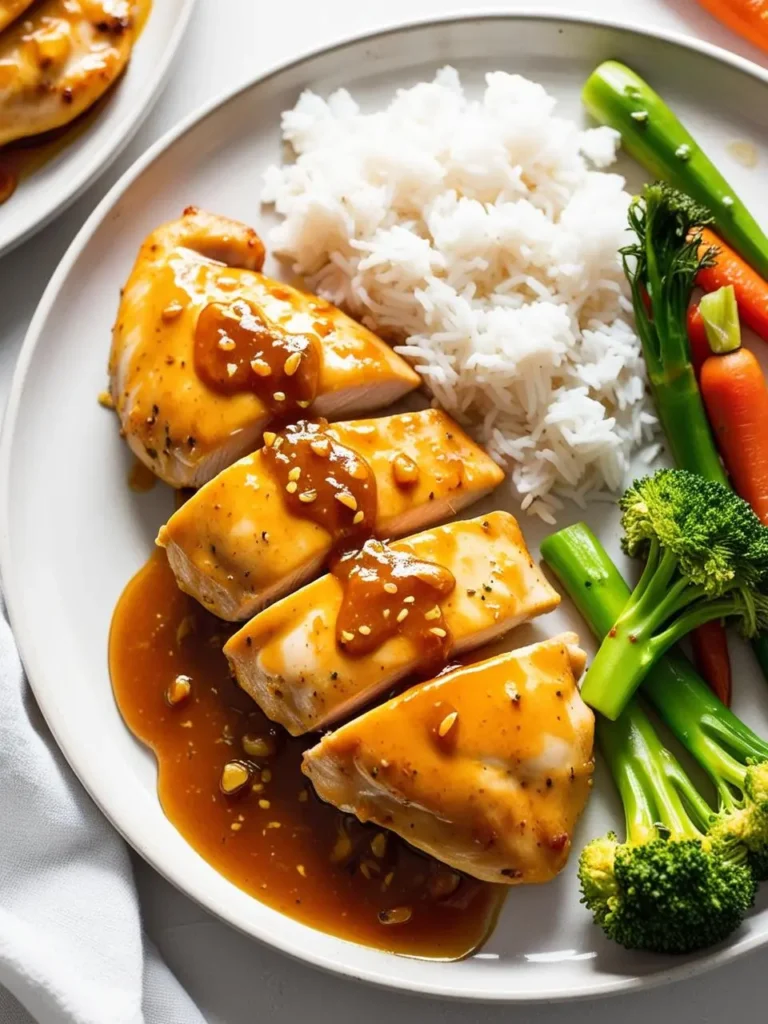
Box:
xmin=621 ymin=469 xmax=768 ymax=597
xmin=706 ymin=763 xmax=768 ymax=880
xmin=542 ymin=523 xmax=765 ymax=947
xmin=580 ymin=468 xmax=768 ymax=719
xmin=579 ymin=701 xmax=756 ymax=954
xmin=581 ymin=835 xmax=754 ymax=954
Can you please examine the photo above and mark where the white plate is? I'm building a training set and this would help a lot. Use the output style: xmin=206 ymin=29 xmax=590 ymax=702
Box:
xmin=4 ymin=11 xmax=768 ymax=1003
xmin=0 ymin=0 xmax=197 ymax=257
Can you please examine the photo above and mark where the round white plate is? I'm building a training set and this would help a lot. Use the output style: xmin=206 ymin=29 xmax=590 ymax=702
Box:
xmin=0 ymin=0 xmax=197 ymax=257
xmin=4 ymin=11 xmax=768 ymax=1003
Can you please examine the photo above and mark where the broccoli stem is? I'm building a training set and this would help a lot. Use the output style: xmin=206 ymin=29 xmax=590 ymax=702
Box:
xmin=644 ymin=660 xmax=768 ymax=807
xmin=541 ymin=523 xmax=621 ymax=637
xmin=542 ymin=524 xmax=676 ymax=719
xmin=600 ymin=702 xmax=710 ymax=844
xmin=583 ymin=61 xmax=768 ymax=278
xmin=577 ymin=548 xmax=736 ymax=719
xmin=541 ymin=523 xmax=768 ymax=793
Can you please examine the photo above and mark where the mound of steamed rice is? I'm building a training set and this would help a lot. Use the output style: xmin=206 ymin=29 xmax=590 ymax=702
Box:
xmin=262 ymin=67 xmax=656 ymax=522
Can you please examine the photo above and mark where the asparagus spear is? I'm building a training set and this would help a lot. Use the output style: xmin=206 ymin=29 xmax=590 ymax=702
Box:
xmin=622 ymin=183 xmax=727 ymax=484
xmin=583 ymin=60 xmax=768 ymax=279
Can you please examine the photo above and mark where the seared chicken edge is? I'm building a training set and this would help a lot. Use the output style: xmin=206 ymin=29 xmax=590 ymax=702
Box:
xmin=303 ymin=633 xmax=595 ymax=885
xmin=157 ymin=408 xmax=505 ymax=620
xmin=109 ymin=208 xmax=419 ymax=488
xmin=224 ymin=511 xmax=560 ymax=735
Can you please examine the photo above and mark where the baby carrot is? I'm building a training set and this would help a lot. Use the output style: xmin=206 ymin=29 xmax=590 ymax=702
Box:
xmin=695 ymin=0 xmax=768 ymax=55
xmin=697 ymin=227 xmax=768 ymax=343
xmin=681 ymin=297 xmax=733 ymax=703
xmin=700 ymin=287 xmax=768 ymax=525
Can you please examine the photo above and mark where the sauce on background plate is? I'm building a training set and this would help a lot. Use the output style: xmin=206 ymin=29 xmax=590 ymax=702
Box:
xmin=0 ymin=0 xmax=153 ymax=205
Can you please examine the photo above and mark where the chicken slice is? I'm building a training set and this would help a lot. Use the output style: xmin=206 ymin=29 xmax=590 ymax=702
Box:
xmin=158 ymin=409 xmax=505 ymax=621
xmin=302 ymin=634 xmax=594 ymax=884
xmin=109 ymin=208 xmax=420 ymax=488
xmin=0 ymin=1 xmax=35 ymax=33
xmin=0 ymin=0 xmax=139 ymax=147
xmin=224 ymin=511 xmax=560 ymax=735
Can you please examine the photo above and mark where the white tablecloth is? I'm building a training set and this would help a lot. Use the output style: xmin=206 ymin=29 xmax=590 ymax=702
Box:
xmin=1 ymin=1 xmax=767 ymax=1020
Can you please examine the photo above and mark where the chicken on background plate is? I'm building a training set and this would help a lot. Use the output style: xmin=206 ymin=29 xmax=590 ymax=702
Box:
xmin=0 ymin=0 xmax=141 ymax=147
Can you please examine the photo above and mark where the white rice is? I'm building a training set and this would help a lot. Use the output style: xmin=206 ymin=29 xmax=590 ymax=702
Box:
xmin=262 ymin=67 xmax=656 ymax=522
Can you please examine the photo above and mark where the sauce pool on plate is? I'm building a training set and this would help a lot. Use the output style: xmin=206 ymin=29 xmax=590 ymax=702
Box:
xmin=109 ymin=551 xmax=504 ymax=958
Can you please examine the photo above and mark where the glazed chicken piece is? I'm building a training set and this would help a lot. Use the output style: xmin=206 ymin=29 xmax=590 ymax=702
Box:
xmin=224 ymin=511 xmax=560 ymax=735
xmin=0 ymin=0 xmax=139 ymax=147
xmin=303 ymin=634 xmax=595 ymax=885
xmin=0 ymin=0 xmax=35 ymax=33
xmin=158 ymin=409 xmax=505 ymax=621
xmin=109 ymin=208 xmax=420 ymax=488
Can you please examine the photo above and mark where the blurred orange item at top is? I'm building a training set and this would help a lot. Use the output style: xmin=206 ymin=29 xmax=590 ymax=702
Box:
xmin=696 ymin=0 xmax=768 ymax=53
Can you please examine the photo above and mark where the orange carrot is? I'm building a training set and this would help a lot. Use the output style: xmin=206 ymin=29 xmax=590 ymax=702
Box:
xmin=697 ymin=226 xmax=768 ymax=342
xmin=695 ymin=0 xmax=768 ymax=54
xmin=686 ymin=295 xmax=733 ymax=704
xmin=686 ymin=303 xmax=710 ymax=376
xmin=701 ymin=343 xmax=768 ymax=524
xmin=699 ymin=286 xmax=768 ymax=692
xmin=691 ymin=621 xmax=732 ymax=706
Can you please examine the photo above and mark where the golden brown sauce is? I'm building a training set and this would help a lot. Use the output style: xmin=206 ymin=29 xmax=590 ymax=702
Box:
xmin=262 ymin=420 xmax=377 ymax=551
xmin=0 ymin=162 xmax=15 ymax=203
xmin=332 ymin=540 xmax=455 ymax=669
xmin=425 ymin=698 xmax=461 ymax=754
xmin=134 ymin=0 xmax=152 ymax=34
xmin=109 ymin=552 xmax=501 ymax=958
xmin=0 ymin=95 xmax=105 ymax=206
xmin=261 ymin=420 xmax=456 ymax=671
xmin=128 ymin=457 xmax=156 ymax=492
xmin=194 ymin=298 xmax=320 ymax=413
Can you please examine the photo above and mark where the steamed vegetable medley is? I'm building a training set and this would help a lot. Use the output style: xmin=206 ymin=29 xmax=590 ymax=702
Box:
xmin=552 ymin=61 xmax=768 ymax=954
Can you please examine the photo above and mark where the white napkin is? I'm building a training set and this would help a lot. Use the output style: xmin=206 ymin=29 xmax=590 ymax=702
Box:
xmin=0 ymin=595 xmax=206 ymax=1024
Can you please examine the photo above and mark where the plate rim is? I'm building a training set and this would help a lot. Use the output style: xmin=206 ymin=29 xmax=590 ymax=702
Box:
xmin=3 ymin=8 xmax=768 ymax=1002
xmin=0 ymin=0 xmax=200 ymax=258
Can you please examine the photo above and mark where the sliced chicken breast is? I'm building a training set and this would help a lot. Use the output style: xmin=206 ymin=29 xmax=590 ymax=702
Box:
xmin=224 ymin=511 xmax=560 ymax=736
xmin=158 ymin=409 xmax=505 ymax=621
xmin=109 ymin=208 xmax=420 ymax=488
xmin=0 ymin=0 xmax=139 ymax=147
xmin=302 ymin=634 xmax=595 ymax=884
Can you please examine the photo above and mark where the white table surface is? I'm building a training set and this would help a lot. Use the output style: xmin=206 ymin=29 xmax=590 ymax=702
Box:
xmin=2 ymin=0 xmax=768 ymax=1020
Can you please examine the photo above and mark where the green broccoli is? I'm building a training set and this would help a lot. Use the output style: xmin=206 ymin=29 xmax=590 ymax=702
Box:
xmin=642 ymin=654 xmax=768 ymax=880
xmin=579 ymin=468 xmax=768 ymax=719
xmin=542 ymin=520 xmax=768 ymax=880
xmin=580 ymin=699 xmax=756 ymax=954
